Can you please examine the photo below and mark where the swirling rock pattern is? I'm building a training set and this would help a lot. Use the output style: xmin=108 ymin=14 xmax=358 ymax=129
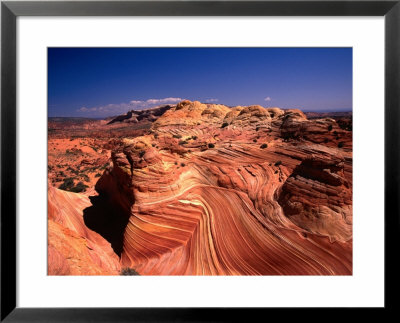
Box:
xmin=92 ymin=100 xmax=352 ymax=275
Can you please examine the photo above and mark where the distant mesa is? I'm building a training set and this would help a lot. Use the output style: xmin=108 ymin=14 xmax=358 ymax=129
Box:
xmin=305 ymin=111 xmax=352 ymax=119
xmin=107 ymin=105 xmax=173 ymax=125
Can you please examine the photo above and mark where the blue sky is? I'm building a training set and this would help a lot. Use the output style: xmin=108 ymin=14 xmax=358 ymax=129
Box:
xmin=48 ymin=48 xmax=352 ymax=118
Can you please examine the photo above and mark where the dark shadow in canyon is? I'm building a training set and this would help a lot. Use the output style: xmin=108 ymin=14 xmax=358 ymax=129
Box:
xmin=83 ymin=194 xmax=131 ymax=257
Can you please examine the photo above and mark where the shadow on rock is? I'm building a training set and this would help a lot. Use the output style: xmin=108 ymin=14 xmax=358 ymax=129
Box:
xmin=83 ymin=194 xmax=131 ymax=257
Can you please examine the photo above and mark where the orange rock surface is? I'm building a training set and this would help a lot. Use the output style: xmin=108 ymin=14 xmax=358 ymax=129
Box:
xmin=78 ymin=100 xmax=353 ymax=275
xmin=48 ymin=184 xmax=121 ymax=275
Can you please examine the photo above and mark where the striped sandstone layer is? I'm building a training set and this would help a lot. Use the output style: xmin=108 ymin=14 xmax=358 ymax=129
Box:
xmin=48 ymin=184 xmax=121 ymax=275
xmin=93 ymin=101 xmax=352 ymax=275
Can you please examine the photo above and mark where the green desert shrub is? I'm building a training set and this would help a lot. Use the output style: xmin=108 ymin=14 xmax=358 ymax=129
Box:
xmin=67 ymin=167 xmax=79 ymax=175
xmin=59 ymin=178 xmax=88 ymax=193
xmin=120 ymin=267 xmax=140 ymax=276
xmin=80 ymin=174 xmax=90 ymax=182
xmin=59 ymin=178 xmax=74 ymax=191
xmin=221 ymin=122 xmax=229 ymax=128
xmin=208 ymin=143 xmax=215 ymax=148
xmin=274 ymin=160 xmax=282 ymax=166
xmin=70 ymin=181 xmax=88 ymax=193
xmin=260 ymin=143 xmax=268 ymax=149
xmin=338 ymin=141 xmax=345 ymax=148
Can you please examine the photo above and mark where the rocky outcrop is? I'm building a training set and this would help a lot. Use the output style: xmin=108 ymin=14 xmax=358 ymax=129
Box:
xmin=153 ymin=100 xmax=231 ymax=129
xmin=107 ymin=105 xmax=172 ymax=125
xmin=277 ymin=156 xmax=352 ymax=242
xmin=48 ymin=184 xmax=121 ymax=275
xmin=85 ymin=100 xmax=352 ymax=275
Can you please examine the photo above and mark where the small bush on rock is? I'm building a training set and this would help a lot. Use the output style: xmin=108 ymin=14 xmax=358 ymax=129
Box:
xmin=59 ymin=178 xmax=74 ymax=191
xmin=120 ymin=267 xmax=140 ymax=276
xmin=70 ymin=181 xmax=88 ymax=193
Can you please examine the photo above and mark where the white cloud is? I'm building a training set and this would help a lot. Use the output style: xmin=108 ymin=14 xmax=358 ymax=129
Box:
xmin=146 ymin=97 xmax=182 ymax=105
xmin=205 ymin=98 xmax=219 ymax=103
xmin=77 ymin=106 xmax=97 ymax=112
xmin=264 ymin=97 xmax=272 ymax=102
xmin=76 ymin=97 xmax=183 ymax=116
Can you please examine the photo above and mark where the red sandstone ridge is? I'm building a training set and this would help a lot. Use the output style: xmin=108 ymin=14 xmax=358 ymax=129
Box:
xmin=48 ymin=184 xmax=121 ymax=275
xmin=152 ymin=100 xmax=231 ymax=128
xmin=80 ymin=100 xmax=352 ymax=275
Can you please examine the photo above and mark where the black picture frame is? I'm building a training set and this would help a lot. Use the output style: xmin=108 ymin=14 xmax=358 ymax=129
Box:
xmin=1 ymin=0 xmax=399 ymax=321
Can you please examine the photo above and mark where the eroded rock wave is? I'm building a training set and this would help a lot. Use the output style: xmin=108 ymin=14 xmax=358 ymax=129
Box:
xmin=92 ymin=100 xmax=352 ymax=275
xmin=48 ymin=185 xmax=121 ymax=275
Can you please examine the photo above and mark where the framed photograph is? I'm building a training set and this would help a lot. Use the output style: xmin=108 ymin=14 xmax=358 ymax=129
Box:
xmin=1 ymin=0 xmax=399 ymax=321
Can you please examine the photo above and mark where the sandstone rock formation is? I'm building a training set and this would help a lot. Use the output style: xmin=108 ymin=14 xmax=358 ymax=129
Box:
xmin=75 ymin=100 xmax=353 ymax=275
xmin=48 ymin=184 xmax=121 ymax=275
xmin=107 ymin=105 xmax=173 ymax=125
